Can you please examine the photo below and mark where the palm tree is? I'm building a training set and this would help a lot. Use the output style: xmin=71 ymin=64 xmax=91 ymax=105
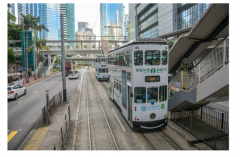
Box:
xmin=15 ymin=13 xmax=38 ymax=83
xmin=7 ymin=4 xmax=16 ymax=23
xmin=28 ymin=37 xmax=50 ymax=78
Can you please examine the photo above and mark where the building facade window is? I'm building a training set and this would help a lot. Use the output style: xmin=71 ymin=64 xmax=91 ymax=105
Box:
xmin=177 ymin=3 xmax=211 ymax=30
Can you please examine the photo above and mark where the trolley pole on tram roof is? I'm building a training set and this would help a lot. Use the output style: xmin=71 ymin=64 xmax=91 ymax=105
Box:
xmin=60 ymin=13 xmax=67 ymax=103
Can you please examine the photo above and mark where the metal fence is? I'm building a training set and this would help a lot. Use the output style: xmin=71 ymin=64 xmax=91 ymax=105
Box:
xmin=170 ymin=108 xmax=229 ymax=150
xmin=192 ymin=106 xmax=229 ymax=134
xmin=168 ymin=36 xmax=229 ymax=97
xmin=53 ymin=105 xmax=71 ymax=150
xmin=42 ymin=91 xmax=62 ymax=124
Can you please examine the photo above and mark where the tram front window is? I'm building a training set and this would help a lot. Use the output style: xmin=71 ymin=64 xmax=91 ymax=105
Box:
xmin=98 ymin=68 xmax=102 ymax=73
xmin=134 ymin=51 xmax=143 ymax=66
xmin=162 ymin=50 xmax=167 ymax=65
xmin=134 ymin=87 xmax=146 ymax=103
xmin=159 ymin=85 xmax=167 ymax=102
xmin=102 ymin=68 xmax=108 ymax=73
xmin=145 ymin=51 xmax=160 ymax=65
xmin=147 ymin=87 xmax=158 ymax=103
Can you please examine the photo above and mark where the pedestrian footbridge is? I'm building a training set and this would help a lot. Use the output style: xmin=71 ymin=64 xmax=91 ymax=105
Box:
xmin=11 ymin=47 xmax=101 ymax=55
xmin=167 ymin=4 xmax=229 ymax=111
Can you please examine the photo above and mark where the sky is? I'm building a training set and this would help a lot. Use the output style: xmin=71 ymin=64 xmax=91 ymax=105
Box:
xmin=14 ymin=3 xmax=129 ymax=38
xmin=74 ymin=3 xmax=129 ymax=37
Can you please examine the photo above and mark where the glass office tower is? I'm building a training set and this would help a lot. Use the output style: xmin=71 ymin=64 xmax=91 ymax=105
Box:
xmin=66 ymin=3 xmax=75 ymax=47
xmin=100 ymin=3 xmax=124 ymax=40
xmin=18 ymin=3 xmax=60 ymax=40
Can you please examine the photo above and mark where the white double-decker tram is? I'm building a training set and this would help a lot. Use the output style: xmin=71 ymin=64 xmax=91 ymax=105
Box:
xmin=95 ymin=56 xmax=109 ymax=81
xmin=108 ymin=38 xmax=169 ymax=130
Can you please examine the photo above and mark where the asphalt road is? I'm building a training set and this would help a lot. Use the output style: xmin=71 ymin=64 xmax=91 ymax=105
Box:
xmin=8 ymin=68 xmax=87 ymax=150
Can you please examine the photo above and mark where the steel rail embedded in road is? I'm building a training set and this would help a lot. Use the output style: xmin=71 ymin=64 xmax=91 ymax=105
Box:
xmin=88 ymin=71 xmax=119 ymax=150
xmin=139 ymin=131 xmax=157 ymax=150
xmin=86 ymin=79 xmax=92 ymax=150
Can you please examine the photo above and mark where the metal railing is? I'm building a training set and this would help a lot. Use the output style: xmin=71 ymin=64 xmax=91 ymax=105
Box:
xmin=53 ymin=105 xmax=71 ymax=150
xmin=170 ymin=108 xmax=229 ymax=150
xmin=42 ymin=91 xmax=62 ymax=124
xmin=168 ymin=36 xmax=229 ymax=97
xmin=192 ymin=106 xmax=229 ymax=134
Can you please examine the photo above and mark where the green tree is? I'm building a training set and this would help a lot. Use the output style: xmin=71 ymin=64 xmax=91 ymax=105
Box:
xmin=7 ymin=4 xmax=16 ymax=23
xmin=8 ymin=47 xmax=16 ymax=63
xmin=15 ymin=13 xmax=42 ymax=82
xmin=166 ymin=40 xmax=174 ymax=50
xmin=27 ymin=37 xmax=50 ymax=52
xmin=54 ymin=56 xmax=59 ymax=65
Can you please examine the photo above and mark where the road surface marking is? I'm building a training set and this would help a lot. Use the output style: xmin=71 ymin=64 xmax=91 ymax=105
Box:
xmin=45 ymin=85 xmax=47 ymax=86
xmin=24 ymin=127 xmax=49 ymax=150
xmin=8 ymin=130 xmax=10 ymax=132
xmin=18 ymin=100 xmax=23 ymax=104
xmin=8 ymin=131 xmax=18 ymax=143
xmin=112 ymin=109 xmax=126 ymax=132
xmin=34 ymin=91 xmax=37 ymax=93
xmin=19 ymin=129 xmax=22 ymax=131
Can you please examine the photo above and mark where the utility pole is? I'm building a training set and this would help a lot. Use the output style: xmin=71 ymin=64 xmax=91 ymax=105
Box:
xmin=61 ymin=13 xmax=67 ymax=103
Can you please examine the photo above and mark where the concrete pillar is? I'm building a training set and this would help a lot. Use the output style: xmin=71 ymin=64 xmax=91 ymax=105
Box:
xmin=48 ymin=55 xmax=51 ymax=66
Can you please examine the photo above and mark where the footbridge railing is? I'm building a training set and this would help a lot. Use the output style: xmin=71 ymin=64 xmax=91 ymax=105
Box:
xmin=168 ymin=36 xmax=229 ymax=97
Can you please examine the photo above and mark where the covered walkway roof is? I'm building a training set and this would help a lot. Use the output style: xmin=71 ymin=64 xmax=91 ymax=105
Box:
xmin=168 ymin=4 xmax=229 ymax=73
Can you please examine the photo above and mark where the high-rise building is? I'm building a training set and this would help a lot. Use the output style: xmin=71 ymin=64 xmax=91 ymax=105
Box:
xmin=78 ymin=22 xmax=88 ymax=32
xmin=8 ymin=3 xmax=15 ymax=24
xmin=66 ymin=3 xmax=75 ymax=47
xmin=9 ymin=3 xmax=15 ymax=16
xmin=129 ymin=3 xmax=211 ymax=40
xmin=100 ymin=3 xmax=124 ymax=40
xmin=17 ymin=3 xmax=60 ymax=40
xmin=60 ymin=3 xmax=67 ymax=40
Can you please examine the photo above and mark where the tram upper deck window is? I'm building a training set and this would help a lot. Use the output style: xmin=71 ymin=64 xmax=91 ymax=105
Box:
xmin=147 ymin=87 xmax=158 ymax=103
xmin=97 ymin=58 xmax=100 ymax=63
xmin=116 ymin=56 xmax=119 ymax=65
xmin=114 ymin=56 xmax=117 ymax=65
xmin=145 ymin=50 xmax=160 ymax=65
xmin=128 ymin=52 xmax=132 ymax=67
xmin=101 ymin=58 xmax=106 ymax=62
xmin=123 ymin=55 xmax=129 ymax=66
xmin=134 ymin=51 xmax=143 ymax=66
xmin=159 ymin=85 xmax=167 ymax=102
xmin=134 ymin=87 xmax=146 ymax=103
xmin=162 ymin=50 xmax=167 ymax=65
xmin=119 ymin=55 xmax=123 ymax=66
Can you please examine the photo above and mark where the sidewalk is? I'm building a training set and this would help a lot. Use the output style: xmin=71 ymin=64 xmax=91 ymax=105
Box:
xmin=8 ymin=72 xmax=60 ymax=87
xmin=17 ymin=90 xmax=79 ymax=150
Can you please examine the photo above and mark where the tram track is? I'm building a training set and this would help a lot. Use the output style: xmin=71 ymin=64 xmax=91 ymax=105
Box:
xmin=139 ymin=131 xmax=157 ymax=150
xmin=87 ymin=71 xmax=119 ymax=150
xmin=157 ymin=130 xmax=183 ymax=150
xmin=89 ymin=68 xmax=182 ymax=150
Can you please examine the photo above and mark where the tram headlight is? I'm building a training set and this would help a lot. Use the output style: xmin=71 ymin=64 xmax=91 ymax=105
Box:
xmin=150 ymin=113 xmax=156 ymax=119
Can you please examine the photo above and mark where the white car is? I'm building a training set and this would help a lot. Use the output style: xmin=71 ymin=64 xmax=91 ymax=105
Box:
xmin=8 ymin=84 xmax=27 ymax=100
xmin=69 ymin=70 xmax=80 ymax=79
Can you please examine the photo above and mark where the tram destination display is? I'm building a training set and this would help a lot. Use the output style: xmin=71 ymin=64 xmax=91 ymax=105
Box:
xmin=145 ymin=76 xmax=160 ymax=82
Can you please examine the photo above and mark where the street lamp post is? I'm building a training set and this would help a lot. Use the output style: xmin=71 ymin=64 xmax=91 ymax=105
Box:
xmin=60 ymin=14 xmax=67 ymax=103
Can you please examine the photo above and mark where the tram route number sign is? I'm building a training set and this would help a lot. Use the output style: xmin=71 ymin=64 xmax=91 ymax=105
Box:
xmin=136 ymin=68 xmax=167 ymax=74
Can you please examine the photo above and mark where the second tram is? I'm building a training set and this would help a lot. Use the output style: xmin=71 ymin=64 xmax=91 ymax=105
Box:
xmin=108 ymin=38 xmax=169 ymax=130
xmin=95 ymin=56 xmax=109 ymax=81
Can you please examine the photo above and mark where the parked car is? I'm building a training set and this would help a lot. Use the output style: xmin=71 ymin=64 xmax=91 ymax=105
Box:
xmin=68 ymin=70 xmax=80 ymax=79
xmin=8 ymin=83 xmax=27 ymax=100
